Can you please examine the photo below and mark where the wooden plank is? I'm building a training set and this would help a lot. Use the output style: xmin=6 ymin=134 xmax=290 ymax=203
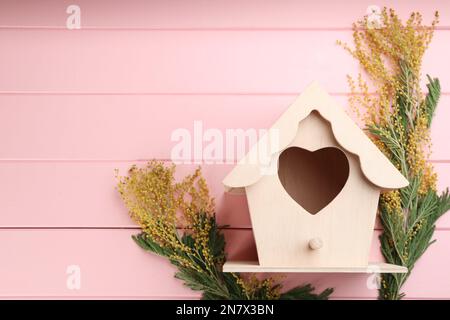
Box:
xmin=0 ymin=229 xmax=448 ymax=299
xmin=0 ymin=229 xmax=255 ymax=298
xmin=0 ymin=161 xmax=250 ymax=228
xmin=0 ymin=0 xmax=448 ymax=29
xmin=223 ymin=261 xmax=407 ymax=273
xmin=0 ymin=30 xmax=448 ymax=94
xmin=431 ymin=104 xmax=450 ymax=160
xmin=0 ymin=161 xmax=449 ymax=229
xmin=0 ymin=94 xmax=449 ymax=160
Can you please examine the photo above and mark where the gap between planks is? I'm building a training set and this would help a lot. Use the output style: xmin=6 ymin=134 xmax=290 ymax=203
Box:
xmin=1 ymin=227 xmax=450 ymax=231
xmin=1 ymin=26 xmax=450 ymax=31
xmin=0 ymin=226 xmax=252 ymax=230
xmin=0 ymin=26 xmax=357 ymax=31
xmin=0 ymin=159 xmax=449 ymax=163
xmin=0 ymin=91 xmax=450 ymax=96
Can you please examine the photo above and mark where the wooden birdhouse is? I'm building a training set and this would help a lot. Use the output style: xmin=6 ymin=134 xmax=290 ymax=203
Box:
xmin=223 ymin=82 xmax=409 ymax=273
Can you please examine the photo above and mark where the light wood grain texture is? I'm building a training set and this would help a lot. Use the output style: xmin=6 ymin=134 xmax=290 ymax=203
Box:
xmin=245 ymin=119 xmax=380 ymax=266
xmin=223 ymin=261 xmax=407 ymax=273
xmin=224 ymin=84 xmax=407 ymax=268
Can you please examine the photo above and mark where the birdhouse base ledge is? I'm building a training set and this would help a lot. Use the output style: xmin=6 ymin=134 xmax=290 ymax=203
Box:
xmin=223 ymin=261 xmax=407 ymax=273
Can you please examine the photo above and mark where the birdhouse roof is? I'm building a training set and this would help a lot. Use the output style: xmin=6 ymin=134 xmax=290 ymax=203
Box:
xmin=223 ymin=82 xmax=409 ymax=192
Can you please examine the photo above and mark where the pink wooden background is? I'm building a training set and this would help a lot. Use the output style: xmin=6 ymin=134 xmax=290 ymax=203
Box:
xmin=1 ymin=0 xmax=450 ymax=299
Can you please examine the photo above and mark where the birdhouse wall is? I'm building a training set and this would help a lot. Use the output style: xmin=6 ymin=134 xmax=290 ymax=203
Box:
xmin=245 ymin=112 xmax=381 ymax=267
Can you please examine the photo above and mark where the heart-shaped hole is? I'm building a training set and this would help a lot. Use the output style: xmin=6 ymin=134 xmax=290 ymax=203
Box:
xmin=278 ymin=147 xmax=349 ymax=215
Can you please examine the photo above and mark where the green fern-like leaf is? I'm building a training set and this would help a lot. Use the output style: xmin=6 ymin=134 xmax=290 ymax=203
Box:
xmin=280 ymin=285 xmax=333 ymax=300
xmin=424 ymin=75 xmax=441 ymax=127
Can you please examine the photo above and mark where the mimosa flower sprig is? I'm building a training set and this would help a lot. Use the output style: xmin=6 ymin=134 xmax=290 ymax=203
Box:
xmin=116 ymin=161 xmax=333 ymax=300
xmin=338 ymin=8 xmax=450 ymax=300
